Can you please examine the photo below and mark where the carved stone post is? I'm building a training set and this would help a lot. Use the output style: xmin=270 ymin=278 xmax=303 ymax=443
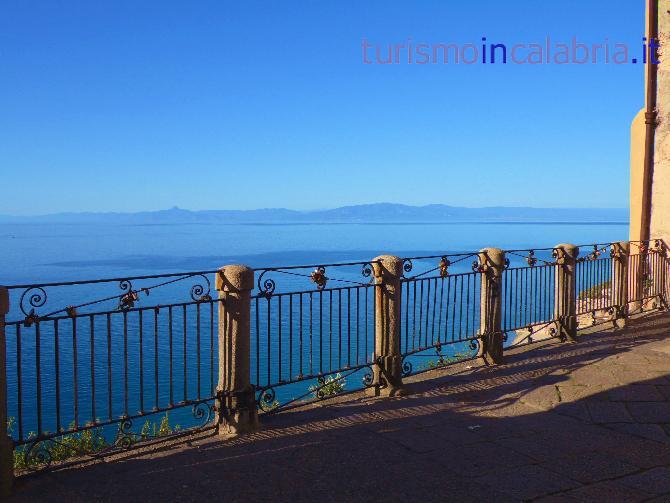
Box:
xmin=629 ymin=241 xmax=645 ymax=313
xmin=651 ymin=240 xmax=668 ymax=308
xmin=368 ymin=255 xmax=405 ymax=397
xmin=611 ymin=241 xmax=630 ymax=326
xmin=477 ymin=248 xmax=505 ymax=365
xmin=216 ymin=266 xmax=258 ymax=436
xmin=0 ymin=287 xmax=13 ymax=497
xmin=554 ymin=244 xmax=579 ymax=342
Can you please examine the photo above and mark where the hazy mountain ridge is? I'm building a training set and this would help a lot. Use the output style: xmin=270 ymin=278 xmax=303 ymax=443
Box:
xmin=0 ymin=204 xmax=629 ymax=224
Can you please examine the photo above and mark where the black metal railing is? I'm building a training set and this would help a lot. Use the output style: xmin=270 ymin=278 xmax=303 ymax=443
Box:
xmin=2 ymin=239 xmax=669 ymax=474
xmin=398 ymin=253 xmax=481 ymax=375
xmin=4 ymin=271 xmax=219 ymax=469
xmin=251 ymin=261 xmax=377 ymax=411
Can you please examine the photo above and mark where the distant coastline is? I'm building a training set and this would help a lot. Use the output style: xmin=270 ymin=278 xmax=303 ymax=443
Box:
xmin=0 ymin=203 xmax=629 ymax=225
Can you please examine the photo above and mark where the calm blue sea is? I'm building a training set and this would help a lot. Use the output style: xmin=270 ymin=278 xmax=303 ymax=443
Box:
xmin=0 ymin=222 xmax=628 ymax=443
xmin=0 ymin=222 xmax=629 ymax=285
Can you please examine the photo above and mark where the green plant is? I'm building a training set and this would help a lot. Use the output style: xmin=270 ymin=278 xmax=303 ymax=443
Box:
xmin=423 ymin=352 xmax=471 ymax=370
xmin=12 ymin=422 xmax=109 ymax=471
xmin=10 ymin=412 xmax=182 ymax=471
xmin=309 ymin=373 xmax=346 ymax=398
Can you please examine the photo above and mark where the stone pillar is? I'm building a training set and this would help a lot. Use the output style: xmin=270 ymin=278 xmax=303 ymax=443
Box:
xmin=611 ymin=242 xmax=630 ymax=326
xmin=215 ymin=266 xmax=258 ymax=436
xmin=477 ymin=248 xmax=505 ymax=365
xmin=554 ymin=244 xmax=579 ymax=342
xmin=368 ymin=255 xmax=405 ymax=397
xmin=629 ymin=242 xmax=645 ymax=311
xmin=0 ymin=287 xmax=13 ymax=497
xmin=651 ymin=241 xmax=668 ymax=308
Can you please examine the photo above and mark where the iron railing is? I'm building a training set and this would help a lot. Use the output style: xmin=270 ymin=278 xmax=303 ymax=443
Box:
xmin=2 ymin=239 xmax=669 ymax=473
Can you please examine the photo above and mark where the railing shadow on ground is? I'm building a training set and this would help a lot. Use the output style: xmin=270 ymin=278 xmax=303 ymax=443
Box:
xmin=10 ymin=312 xmax=670 ymax=502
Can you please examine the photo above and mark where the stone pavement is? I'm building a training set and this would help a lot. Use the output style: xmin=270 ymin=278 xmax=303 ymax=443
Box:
xmin=11 ymin=313 xmax=670 ymax=502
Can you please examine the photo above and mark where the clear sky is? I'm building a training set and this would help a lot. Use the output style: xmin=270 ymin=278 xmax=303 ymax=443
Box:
xmin=0 ymin=0 xmax=645 ymax=215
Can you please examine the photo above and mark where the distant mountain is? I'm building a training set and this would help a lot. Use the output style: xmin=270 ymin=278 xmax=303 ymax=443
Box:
xmin=0 ymin=204 xmax=629 ymax=224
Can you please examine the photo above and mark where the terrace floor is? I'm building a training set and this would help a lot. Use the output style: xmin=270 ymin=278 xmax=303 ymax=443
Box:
xmin=12 ymin=313 xmax=670 ymax=502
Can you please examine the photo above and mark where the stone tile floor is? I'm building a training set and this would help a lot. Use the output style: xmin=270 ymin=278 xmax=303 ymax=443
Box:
xmin=12 ymin=313 xmax=670 ymax=502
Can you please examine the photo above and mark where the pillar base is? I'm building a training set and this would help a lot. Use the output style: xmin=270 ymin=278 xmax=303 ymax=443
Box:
xmin=478 ymin=333 xmax=505 ymax=365
xmin=366 ymin=383 xmax=407 ymax=398
xmin=0 ymin=434 xmax=13 ymax=498
xmin=366 ymin=356 xmax=406 ymax=397
xmin=217 ymin=387 xmax=259 ymax=437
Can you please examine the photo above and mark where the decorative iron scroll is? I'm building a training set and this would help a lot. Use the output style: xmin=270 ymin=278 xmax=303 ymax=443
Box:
xmin=254 ymin=364 xmax=377 ymax=414
xmin=12 ymin=272 xmax=213 ymax=326
xmin=254 ymin=261 xmax=377 ymax=298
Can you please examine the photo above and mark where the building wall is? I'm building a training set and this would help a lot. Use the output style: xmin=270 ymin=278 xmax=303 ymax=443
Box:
xmin=631 ymin=2 xmax=670 ymax=243
xmin=650 ymin=3 xmax=670 ymax=242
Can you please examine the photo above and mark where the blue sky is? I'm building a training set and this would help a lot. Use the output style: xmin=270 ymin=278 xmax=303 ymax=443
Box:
xmin=0 ymin=1 xmax=645 ymax=215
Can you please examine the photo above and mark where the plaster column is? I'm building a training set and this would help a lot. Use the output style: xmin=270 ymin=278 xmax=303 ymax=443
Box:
xmin=368 ymin=255 xmax=405 ymax=397
xmin=0 ymin=287 xmax=13 ymax=497
xmin=216 ymin=266 xmax=258 ymax=436
xmin=477 ymin=248 xmax=505 ymax=365
xmin=611 ymin=241 xmax=630 ymax=326
xmin=554 ymin=244 xmax=579 ymax=342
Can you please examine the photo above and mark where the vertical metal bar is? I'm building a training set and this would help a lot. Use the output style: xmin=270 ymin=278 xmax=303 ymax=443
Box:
xmin=183 ymin=305 xmax=187 ymax=402
xmin=356 ymin=287 xmax=360 ymax=365
xmin=451 ymin=276 xmax=457 ymax=342
xmin=338 ymin=290 xmax=342 ymax=368
xmin=89 ymin=315 xmax=95 ymax=423
xmin=123 ymin=311 xmax=128 ymax=417
xmin=35 ymin=321 xmax=42 ymax=435
xmin=169 ymin=306 xmax=174 ymax=406
xmin=412 ymin=280 xmax=417 ymax=349
xmin=255 ymin=297 xmax=260 ymax=385
xmin=210 ymin=301 xmax=214 ymax=396
xmin=106 ymin=314 xmax=112 ymax=421
xmin=278 ymin=296 xmax=283 ymax=382
xmin=365 ymin=286 xmax=369 ymax=362
xmin=431 ymin=278 xmax=438 ymax=346
xmin=458 ymin=275 xmax=464 ymax=339
xmin=196 ymin=303 xmax=201 ymax=400
xmin=155 ymin=307 xmax=160 ymax=408
xmin=72 ymin=316 xmax=79 ymax=428
xmin=418 ymin=280 xmax=425 ymax=347
xmin=266 ymin=298 xmax=271 ymax=386
xmin=468 ymin=274 xmax=472 ymax=337
xmin=55 ymin=319 xmax=61 ymax=432
xmin=437 ymin=277 xmax=445 ymax=344
xmin=329 ymin=291 xmax=333 ymax=372
xmin=139 ymin=310 xmax=144 ymax=412
xmin=289 ymin=295 xmax=293 ymax=379
xmin=299 ymin=294 xmax=304 ymax=376
xmin=16 ymin=324 xmax=23 ymax=441
xmin=309 ymin=292 xmax=313 ymax=374
xmin=346 ymin=289 xmax=351 ymax=368
xmin=404 ymin=281 xmax=409 ymax=353
xmin=319 ymin=290 xmax=323 ymax=375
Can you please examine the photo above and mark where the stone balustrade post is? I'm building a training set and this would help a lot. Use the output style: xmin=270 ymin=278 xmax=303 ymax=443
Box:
xmin=611 ymin=241 xmax=630 ymax=326
xmin=554 ymin=244 xmax=579 ymax=342
xmin=216 ymin=266 xmax=258 ymax=436
xmin=651 ymin=240 xmax=668 ymax=308
xmin=477 ymin=248 xmax=505 ymax=365
xmin=0 ymin=287 xmax=13 ymax=496
xmin=368 ymin=255 xmax=405 ymax=397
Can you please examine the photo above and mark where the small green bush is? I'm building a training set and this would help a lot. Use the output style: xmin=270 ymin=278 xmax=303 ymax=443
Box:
xmin=10 ymin=412 xmax=180 ymax=470
xmin=309 ymin=373 xmax=346 ymax=398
